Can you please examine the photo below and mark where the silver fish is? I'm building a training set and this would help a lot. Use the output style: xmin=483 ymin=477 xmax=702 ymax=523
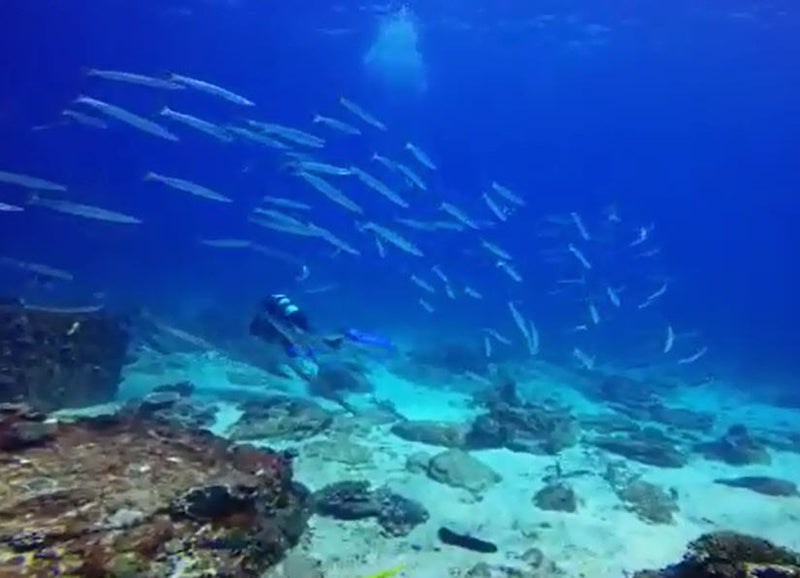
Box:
xmin=296 ymin=161 xmax=351 ymax=176
xmin=394 ymin=161 xmax=427 ymax=190
xmin=405 ymin=142 xmax=437 ymax=170
xmin=297 ymin=172 xmax=362 ymax=214
xmin=262 ymin=196 xmax=312 ymax=211
xmin=0 ymin=201 xmax=24 ymax=212
xmin=0 ymin=170 xmax=66 ymax=191
xmin=350 ymin=166 xmax=408 ymax=208
xmin=464 ymin=286 xmax=483 ymax=299
xmin=359 ymin=222 xmax=423 ymax=257
xmin=62 ymin=109 xmax=108 ymax=129
xmin=491 ymin=181 xmax=525 ymax=206
xmin=160 ymin=107 xmax=232 ymax=142
xmin=247 ymin=121 xmax=324 ymax=148
xmin=0 ymin=257 xmax=74 ymax=281
xmin=227 ymin=126 xmax=289 ymax=149
xmin=312 ymin=114 xmax=361 ymax=135
xmin=75 ymin=95 xmax=178 ymax=141
xmin=411 ymin=274 xmax=436 ymax=294
xmin=199 ymin=239 xmax=251 ymax=248
xmin=169 ymin=73 xmax=254 ymax=105
xmin=85 ymin=68 xmax=185 ymax=90
xmin=440 ymin=202 xmax=479 ymax=229
xmin=29 ymin=195 xmax=141 ymax=224
xmin=144 ymin=172 xmax=232 ymax=203
xmin=339 ymin=97 xmax=386 ymax=130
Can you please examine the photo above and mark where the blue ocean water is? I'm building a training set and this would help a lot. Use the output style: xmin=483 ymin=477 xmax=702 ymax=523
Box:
xmin=1 ymin=2 xmax=798 ymax=399
xmin=4 ymin=3 xmax=800 ymax=577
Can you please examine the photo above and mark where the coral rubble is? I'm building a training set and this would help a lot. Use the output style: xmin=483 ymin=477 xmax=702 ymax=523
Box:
xmin=0 ymin=404 xmax=309 ymax=577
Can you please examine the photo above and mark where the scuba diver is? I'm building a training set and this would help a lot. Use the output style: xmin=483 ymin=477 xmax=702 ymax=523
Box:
xmin=249 ymin=293 xmax=394 ymax=378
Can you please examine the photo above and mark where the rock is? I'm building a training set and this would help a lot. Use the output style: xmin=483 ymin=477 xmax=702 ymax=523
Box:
xmin=0 ymin=404 xmax=55 ymax=451
xmin=648 ymin=404 xmax=714 ymax=432
xmin=427 ymin=449 xmax=501 ymax=494
xmin=227 ymin=397 xmax=332 ymax=441
xmin=309 ymin=361 xmax=373 ymax=399
xmin=632 ymin=531 xmax=800 ymax=578
xmin=0 ymin=303 xmax=129 ymax=411
xmin=312 ymin=480 xmax=428 ymax=537
xmin=466 ymin=402 xmax=579 ymax=455
xmin=697 ymin=425 xmax=771 ymax=465
xmin=579 ymin=413 xmax=642 ymax=435
xmin=590 ymin=431 xmax=688 ymax=468
xmin=312 ymin=480 xmax=379 ymax=519
xmin=618 ymin=480 xmax=679 ymax=524
xmin=0 ymin=408 xmax=310 ymax=576
xmin=405 ymin=451 xmax=432 ymax=474
xmin=391 ymin=420 xmax=468 ymax=448
xmin=138 ymin=391 xmax=182 ymax=413
xmin=373 ymin=487 xmax=429 ymax=536
xmin=714 ymin=476 xmax=798 ymax=497
xmin=152 ymin=381 xmax=194 ymax=397
xmin=604 ymin=461 xmax=679 ymax=524
xmin=533 ymin=482 xmax=578 ymax=513
xmin=303 ymin=437 xmax=372 ymax=465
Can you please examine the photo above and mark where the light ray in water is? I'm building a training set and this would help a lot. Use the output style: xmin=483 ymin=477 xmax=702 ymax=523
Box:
xmin=363 ymin=6 xmax=426 ymax=94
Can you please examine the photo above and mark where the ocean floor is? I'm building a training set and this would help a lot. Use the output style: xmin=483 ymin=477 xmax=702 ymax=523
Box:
xmin=110 ymin=351 xmax=800 ymax=578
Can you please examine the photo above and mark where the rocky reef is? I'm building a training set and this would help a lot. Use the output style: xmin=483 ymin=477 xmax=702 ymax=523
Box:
xmin=633 ymin=531 xmax=800 ymax=577
xmin=312 ymin=480 xmax=428 ymax=537
xmin=391 ymin=399 xmax=578 ymax=457
xmin=0 ymin=302 xmax=129 ymax=411
xmin=227 ymin=396 xmax=332 ymax=441
xmin=0 ymin=403 xmax=310 ymax=577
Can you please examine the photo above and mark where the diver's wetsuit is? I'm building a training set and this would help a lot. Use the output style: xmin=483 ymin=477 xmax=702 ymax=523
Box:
xmin=249 ymin=294 xmax=311 ymax=356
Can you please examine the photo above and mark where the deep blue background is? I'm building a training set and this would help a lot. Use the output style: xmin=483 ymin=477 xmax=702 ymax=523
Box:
xmin=1 ymin=0 xmax=798 ymax=385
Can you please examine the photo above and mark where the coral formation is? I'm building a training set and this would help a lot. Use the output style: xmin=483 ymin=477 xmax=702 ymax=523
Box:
xmin=632 ymin=531 xmax=800 ymax=577
xmin=0 ymin=302 xmax=129 ymax=411
xmin=0 ymin=403 xmax=309 ymax=577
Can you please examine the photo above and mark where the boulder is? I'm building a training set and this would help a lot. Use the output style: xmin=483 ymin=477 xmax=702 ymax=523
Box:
xmin=714 ymin=476 xmax=798 ymax=497
xmin=391 ymin=420 xmax=468 ymax=448
xmin=696 ymin=425 xmax=771 ymax=465
xmin=604 ymin=461 xmax=679 ymax=524
xmin=405 ymin=451 xmax=432 ymax=474
xmin=427 ymin=449 xmax=501 ymax=494
xmin=312 ymin=480 xmax=428 ymax=536
xmin=590 ymin=430 xmax=688 ymax=468
xmin=466 ymin=402 xmax=579 ymax=455
xmin=533 ymin=482 xmax=578 ymax=513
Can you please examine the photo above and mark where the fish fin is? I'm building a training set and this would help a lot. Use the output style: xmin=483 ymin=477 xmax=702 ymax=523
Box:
xmin=159 ymin=106 xmax=170 ymax=115
xmin=143 ymin=172 xmax=155 ymax=181
xmin=312 ymin=114 xmax=321 ymax=123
